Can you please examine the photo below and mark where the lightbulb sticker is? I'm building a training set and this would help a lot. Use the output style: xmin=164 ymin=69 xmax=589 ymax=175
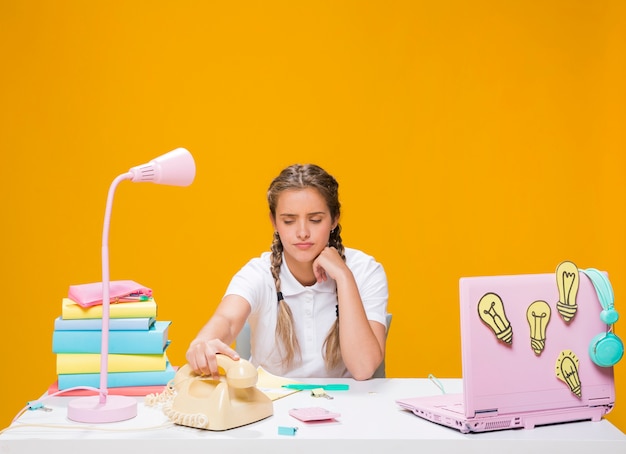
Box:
xmin=555 ymin=350 xmax=581 ymax=398
xmin=556 ymin=261 xmax=579 ymax=323
xmin=526 ymin=300 xmax=551 ymax=355
xmin=478 ymin=292 xmax=513 ymax=344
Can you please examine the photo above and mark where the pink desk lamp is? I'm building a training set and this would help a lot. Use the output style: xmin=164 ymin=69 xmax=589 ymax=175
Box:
xmin=67 ymin=147 xmax=196 ymax=423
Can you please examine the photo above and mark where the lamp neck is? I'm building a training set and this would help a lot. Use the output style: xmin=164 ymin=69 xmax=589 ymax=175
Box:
xmin=99 ymin=171 xmax=132 ymax=402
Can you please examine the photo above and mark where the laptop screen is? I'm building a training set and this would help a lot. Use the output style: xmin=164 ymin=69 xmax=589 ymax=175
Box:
xmin=459 ymin=267 xmax=615 ymax=418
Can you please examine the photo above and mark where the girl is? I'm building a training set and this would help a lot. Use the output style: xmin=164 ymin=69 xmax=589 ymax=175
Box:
xmin=185 ymin=164 xmax=388 ymax=380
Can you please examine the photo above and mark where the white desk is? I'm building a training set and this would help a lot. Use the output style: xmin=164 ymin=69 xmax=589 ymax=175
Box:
xmin=1 ymin=378 xmax=624 ymax=454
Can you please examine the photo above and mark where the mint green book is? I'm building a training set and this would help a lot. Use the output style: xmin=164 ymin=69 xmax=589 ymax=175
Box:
xmin=53 ymin=315 xmax=156 ymax=331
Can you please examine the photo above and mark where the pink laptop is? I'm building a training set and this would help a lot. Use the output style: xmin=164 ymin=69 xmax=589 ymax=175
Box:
xmin=396 ymin=263 xmax=617 ymax=433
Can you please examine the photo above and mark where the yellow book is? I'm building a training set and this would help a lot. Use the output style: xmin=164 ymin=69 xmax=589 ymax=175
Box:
xmin=61 ymin=297 xmax=157 ymax=320
xmin=56 ymin=352 xmax=168 ymax=374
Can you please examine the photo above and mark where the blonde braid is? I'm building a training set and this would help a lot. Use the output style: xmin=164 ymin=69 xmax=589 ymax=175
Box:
xmin=271 ymin=232 xmax=301 ymax=367
xmin=322 ymin=225 xmax=345 ymax=370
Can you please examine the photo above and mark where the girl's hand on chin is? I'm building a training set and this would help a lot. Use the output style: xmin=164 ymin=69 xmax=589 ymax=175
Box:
xmin=313 ymin=247 xmax=344 ymax=282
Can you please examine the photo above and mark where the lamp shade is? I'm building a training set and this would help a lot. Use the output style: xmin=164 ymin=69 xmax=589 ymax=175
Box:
xmin=129 ymin=147 xmax=196 ymax=186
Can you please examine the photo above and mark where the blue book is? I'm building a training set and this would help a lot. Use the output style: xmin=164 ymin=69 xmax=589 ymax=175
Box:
xmin=53 ymin=315 xmax=156 ymax=331
xmin=52 ymin=321 xmax=171 ymax=354
xmin=57 ymin=362 xmax=176 ymax=390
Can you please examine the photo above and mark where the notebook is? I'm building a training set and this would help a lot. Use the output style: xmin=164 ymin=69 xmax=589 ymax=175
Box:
xmin=396 ymin=263 xmax=617 ymax=433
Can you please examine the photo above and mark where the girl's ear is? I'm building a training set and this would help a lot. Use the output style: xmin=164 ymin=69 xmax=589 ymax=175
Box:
xmin=269 ymin=212 xmax=277 ymax=230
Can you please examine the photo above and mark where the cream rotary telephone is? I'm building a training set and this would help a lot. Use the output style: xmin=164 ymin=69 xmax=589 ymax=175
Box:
xmin=148 ymin=355 xmax=273 ymax=430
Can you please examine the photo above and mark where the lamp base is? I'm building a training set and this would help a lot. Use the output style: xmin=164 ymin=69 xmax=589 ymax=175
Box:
xmin=67 ymin=395 xmax=137 ymax=423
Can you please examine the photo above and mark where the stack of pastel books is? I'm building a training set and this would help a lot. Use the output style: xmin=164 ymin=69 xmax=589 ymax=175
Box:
xmin=50 ymin=284 xmax=176 ymax=395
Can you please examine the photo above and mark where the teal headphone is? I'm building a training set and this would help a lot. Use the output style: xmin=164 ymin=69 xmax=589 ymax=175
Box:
xmin=580 ymin=268 xmax=624 ymax=367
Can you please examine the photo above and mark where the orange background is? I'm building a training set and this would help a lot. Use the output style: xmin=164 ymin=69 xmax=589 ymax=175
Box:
xmin=1 ymin=1 xmax=625 ymax=432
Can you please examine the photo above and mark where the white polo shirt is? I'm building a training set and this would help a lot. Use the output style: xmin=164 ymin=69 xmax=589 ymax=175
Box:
xmin=224 ymin=247 xmax=388 ymax=378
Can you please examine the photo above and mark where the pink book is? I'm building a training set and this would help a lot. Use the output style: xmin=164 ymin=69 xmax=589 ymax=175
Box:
xmin=48 ymin=381 xmax=167 ymax=397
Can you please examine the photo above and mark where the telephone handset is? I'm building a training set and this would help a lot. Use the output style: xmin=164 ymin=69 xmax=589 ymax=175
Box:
xmin=160 ymin=355 xmax=273 ymax=431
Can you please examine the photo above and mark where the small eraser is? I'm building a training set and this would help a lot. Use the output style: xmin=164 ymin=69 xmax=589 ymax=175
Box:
xmin=278 ymin=426 xmax=298 ymax=436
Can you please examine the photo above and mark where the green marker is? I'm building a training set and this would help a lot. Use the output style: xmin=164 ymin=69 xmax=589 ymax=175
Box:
xmin=282 ymin=384 xmax=350 ymax=391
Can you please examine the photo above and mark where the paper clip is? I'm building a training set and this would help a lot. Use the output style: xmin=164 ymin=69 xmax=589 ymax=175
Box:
xmin=311 ymin=388 xmax=333 ymax=399
xmin=28 ymin=400 xmax=51 ymax=412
